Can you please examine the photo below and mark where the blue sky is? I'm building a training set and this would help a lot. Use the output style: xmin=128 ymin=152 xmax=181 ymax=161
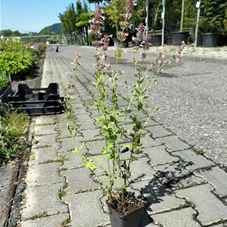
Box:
xmin=0 ymin=0 xmax=94 ymax=33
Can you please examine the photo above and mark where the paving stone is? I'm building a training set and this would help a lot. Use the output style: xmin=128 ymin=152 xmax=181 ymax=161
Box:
xmin=176 ymin=184 xmax=227 ymax=226
xmin=130 ymin=157 xmax=156 ymax=182
xmin=75 ymin=113 xmax=93 ymax=122
xmin=19 ymin=213 xmax=69 ymax=227
xmin=211 ymin=224 xmax=227 ymax=227
xmin=59 ymin=126 xmax=72 ymax=138
xmin=195 ymin=166 xmax=227 ymax=197
xmin=153 ymin=163 xmax=206 ymax=189
xmin=141 ymin=134 xmax=162 ymax=148
xmin=33 ymin=124 xmax=57 ymax=136
xmin=60 ymin=151 xmax=84 ymax=169
xmin=146 ymin=125 xmax=173 ymax=138
xmin=156 ymin=135 xmax=190 ymax=152
xmin=132 ymin=180 xmax=185 ymax=215
xmin=144 ymin=119 xmax=160 ymax=127
xmin=78 ymin=119 xmax=96 ymax=130
xmin=86 ymin=140 xmax=105 ymax=155
xmin=71 ymin=103 xmax=85 ymax=109
xmin=58 ymin=137 xmax=84 ymax=153
xmin=73 ymin=108 xmax=88 ymax=115
xmin=29 ymin=147 xmax=59 ymax=165
xmin=81 ymin=129 xmax=103 ymax=141
xmin=63 ymin=168 xmax=100 ymax=192
xmin=64 ymin=190 xmax=109 ymax=227
xmin=26 ymin=163 xmax=63 ymax=186
xmin=32 ymin=134 xmax=58 ymax=149
xmin=21 ymin=183 xmax=67 ymax=220
xmin=152 ymin=207 xmax=201 ymax=227
xmin=173 ymin=149 xmax=214 ymax=170
xmin=34 ymin=116 xmax=57 ymax=125
xmin=144 ymin=145 xmax=179 ymax=166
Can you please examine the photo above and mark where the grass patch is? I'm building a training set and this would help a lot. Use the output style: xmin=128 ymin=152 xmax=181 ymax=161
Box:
xmin=0 ymin=106 xmax=29 ymax=166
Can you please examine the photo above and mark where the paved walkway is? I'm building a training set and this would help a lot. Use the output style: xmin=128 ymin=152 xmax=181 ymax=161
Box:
xmin=18 ymin=46 xmax=227 ymax=227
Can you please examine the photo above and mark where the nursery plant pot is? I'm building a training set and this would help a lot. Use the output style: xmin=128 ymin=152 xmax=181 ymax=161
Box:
xmin=150 ymin=34 xmax=161 ymax=46
xmin=166 ymin=36 xmax=172 ymax=45
xmin=108 ymin=200 xmax=144 ymax=227
xmin=171 ymin=31 xmax=189 ymax=45
xmin=202 ymin=33 xmax=219 ymax=47
xmin=113 ymin=38 xmax=128 ymax=48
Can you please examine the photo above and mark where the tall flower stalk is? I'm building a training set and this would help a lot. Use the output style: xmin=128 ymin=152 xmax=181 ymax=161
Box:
xmin=67 ymin=0 xmax=186 ymax=212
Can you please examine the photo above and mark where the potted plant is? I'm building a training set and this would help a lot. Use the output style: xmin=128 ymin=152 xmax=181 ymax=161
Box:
xmin=170 ymin=0 xmax=190 ymax=45
xmin=104 ymin=0 xmax=144 ymax=48
xmin=66 ymin=3 xmax=186 ymax=227
xmin=149 ymin=0 xmax=162 ymax=46
xmin=199 ymin=0 xmax=227 ymax=47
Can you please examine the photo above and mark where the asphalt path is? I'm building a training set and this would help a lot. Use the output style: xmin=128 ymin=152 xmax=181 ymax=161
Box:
xmin=58 ymin=45 xmax=227 ymax=168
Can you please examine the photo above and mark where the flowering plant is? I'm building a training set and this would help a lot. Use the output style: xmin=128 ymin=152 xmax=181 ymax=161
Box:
xmin=66 ymin=0 xmax=186 ymax=219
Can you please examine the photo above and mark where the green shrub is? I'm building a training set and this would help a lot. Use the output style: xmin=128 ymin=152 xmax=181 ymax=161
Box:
xmin=0 ymin=108 xmax=29 ymax=165
xmin=0 ymin=49 xmax=35 ymax=76
xmin=0 ymin=71 xmax=10 ymax=88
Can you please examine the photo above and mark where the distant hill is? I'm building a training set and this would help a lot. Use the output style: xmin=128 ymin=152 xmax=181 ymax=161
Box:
xmin=39 ymin=23 xmax=61 ymax=34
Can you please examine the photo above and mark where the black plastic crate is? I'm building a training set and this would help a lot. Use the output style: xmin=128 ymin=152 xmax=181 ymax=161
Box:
xmin=8 ymin=83 xmax=64 ymax=116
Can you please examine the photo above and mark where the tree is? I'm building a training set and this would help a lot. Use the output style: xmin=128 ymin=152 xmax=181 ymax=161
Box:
xmin=200 ymin=0 xmax=227 ymax=34
xmin=40 ymin=27 xmax=52 ymax=35
xmin=0 ymin=29 xmax=13 ymax=37
xmin=59 ymin=3 xmax=77 ymax=44
xmin=75 ymin=1 xmax=90 ymax=45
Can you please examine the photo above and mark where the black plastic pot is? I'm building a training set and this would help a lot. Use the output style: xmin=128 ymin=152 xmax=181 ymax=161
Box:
xmin=202 ymin=33 xmax=219 ymax=47
xmin=171 ymin=31 xmax=189 ymax=45
xmin=150 ymin=34 xmax=161 ymax=46
xmin=108 ymin=205 xmax=143 ymax=227
xmin=166 ymin=36 xmax=172 ymax=45
xmin=113 ymin=38 xmax=128 ymax=48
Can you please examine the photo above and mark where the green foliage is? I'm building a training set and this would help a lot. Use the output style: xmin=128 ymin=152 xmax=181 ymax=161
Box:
xmin=0 ymin=38 xmax=36 ymax=76
xmin=40 ymin=27 xmax=52 ymax=35
xmin=0 ymin=71 xmax=9 ymax=88
xmin=0 ymin=107 xmax=29 ymax=165
xmin=200 ymin=0 xmax=227 ymax=34
xmin=59 ymin=3 xmax=77 ymax=36
xmin=0 ymin=50 xmax=35 ymax=75
xmin=104 ymin=0 xmax=144 ymax=34
xmin=165 ymin=0 xmax=196 ymax=32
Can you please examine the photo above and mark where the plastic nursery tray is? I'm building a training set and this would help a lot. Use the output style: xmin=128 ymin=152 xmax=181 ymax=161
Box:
xmin=7 ymin=83 xmax=64 ymax=116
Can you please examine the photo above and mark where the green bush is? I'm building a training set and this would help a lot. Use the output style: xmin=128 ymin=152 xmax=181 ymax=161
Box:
xmin=0 ymin=107 xmax=29 ymax=165
xmin=0 ymin=49 xmax=35 ymax=76
xmin=0 ymin=37 xmax=37 ymax=77
xmin=0 ymin=71 xmax=10 ymax=88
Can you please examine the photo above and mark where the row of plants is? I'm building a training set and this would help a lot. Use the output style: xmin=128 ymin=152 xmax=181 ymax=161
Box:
xmin=0 ymin=105 xmax=29 ymax=166
xmin=0 ymin=37 xmax=47 ymax=84
xmin=60 ymin=0 xmax=227 ymax=46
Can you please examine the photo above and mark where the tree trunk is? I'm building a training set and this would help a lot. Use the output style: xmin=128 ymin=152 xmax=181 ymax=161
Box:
xmin=180 ymin=0 xmax=185 ymax=32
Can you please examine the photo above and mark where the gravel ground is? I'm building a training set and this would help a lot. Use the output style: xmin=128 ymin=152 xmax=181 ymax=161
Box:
xmin=65 ymin=45 xmax=227 ymax=168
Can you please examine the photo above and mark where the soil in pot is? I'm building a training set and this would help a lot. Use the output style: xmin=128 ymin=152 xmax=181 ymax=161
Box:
xmin=107 ymin=193 xmax=144 ymax=227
